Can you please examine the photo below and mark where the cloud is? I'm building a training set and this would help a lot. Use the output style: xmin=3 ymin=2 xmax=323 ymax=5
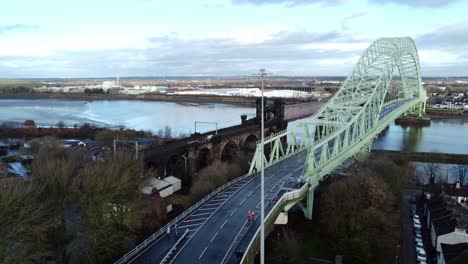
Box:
xmin=232 ymin=0 xmax=345 ymax=6
xmin=341 ymin=10 xmax=369 ymax=30
xmin=0 ymin=24 xmax=39 ymax=34
xmin=414 ymin=23 xmax=468 ymax=76
xmin=368 ymin=0 xmax=461 ymax=8
xmin=416 ymin=23 xmax=468 ymax=51
xmin=0 ymin=30 xmax=365 ymax=77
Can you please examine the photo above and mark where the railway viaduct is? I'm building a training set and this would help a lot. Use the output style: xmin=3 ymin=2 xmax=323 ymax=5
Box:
xmin=142 ymin=98 xmax=288 ymax=184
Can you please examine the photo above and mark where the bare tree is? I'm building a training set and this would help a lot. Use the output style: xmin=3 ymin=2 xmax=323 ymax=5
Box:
xmin=163 ymin=126 xmax=173 ymax=139
xmin=438 ymin=167 xmax=449 ymax=183
xmin=456 ymin=164 xmax=467 ymax=185
xmin=424 ymin=163 xmax=440 ymax=184
xmin=56 ymin=120 xmax=65 ymax=129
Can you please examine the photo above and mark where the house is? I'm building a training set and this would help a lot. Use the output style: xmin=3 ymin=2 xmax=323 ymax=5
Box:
xmin=140 ymin=176 xmax=182 ymax=198
xmin=424 ymin=183 xmax=468 ymax=204
xmin=424 ymin=187 xmax=468 ymax=262
xmin=439 ymin=243 xmax=468 ymax=264
xmin=430 ymin=214 xmax=457 ymax=249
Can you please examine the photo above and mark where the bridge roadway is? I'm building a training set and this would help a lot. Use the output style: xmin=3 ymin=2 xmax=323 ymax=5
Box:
xmin=132 ymin=151 xmax=307 ymax=264
xmin=127 ymin=98 xmax=416 ymax=263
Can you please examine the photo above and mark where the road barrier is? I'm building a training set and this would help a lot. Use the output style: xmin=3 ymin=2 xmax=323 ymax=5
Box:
xmin=240 ymin=179 xmax=310 ymax=264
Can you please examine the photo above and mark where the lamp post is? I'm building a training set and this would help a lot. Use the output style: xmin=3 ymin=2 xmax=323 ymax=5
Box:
xmin=254 ymin=68 xmax=270 ymax=264
xmin=395 ymin=244 xmax=400 ymax=264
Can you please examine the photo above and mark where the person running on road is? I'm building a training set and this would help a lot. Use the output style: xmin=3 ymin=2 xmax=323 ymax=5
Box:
xmin=251 ymin=211 xmax=255 ymax=221
xmin=274 ymin=195 xmax=279 ymax=203
xmin=175 ymin=223 xmax=178 ymax=237
xmin=247 ymin=210 xmax=251 ymax=222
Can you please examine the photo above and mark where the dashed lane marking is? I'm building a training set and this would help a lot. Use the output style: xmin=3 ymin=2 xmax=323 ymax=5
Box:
xmin=230 ymin=208 xmax=238 ymax=216
xmin=199 ymin=247 xmax=208 ymax=260
xmin=220 ymin=219 xmax=228 ymax=229
xmin=239 ymin=198 xmax=247 ymax=206
xmin=210 ymin=232 xmax=219 ymax=243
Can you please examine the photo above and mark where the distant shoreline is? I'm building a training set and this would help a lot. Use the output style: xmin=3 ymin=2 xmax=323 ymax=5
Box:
xmin=0 ymin=92 xmax=314 ymax=106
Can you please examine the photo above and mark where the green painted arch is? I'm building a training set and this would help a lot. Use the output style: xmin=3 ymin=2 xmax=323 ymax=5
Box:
xmin=301 ymin=37 xmax=426 ymax=181
xmin=308 ymin=37 xmax=424 ymax=132
xmin=248 ymin=37 xmax=426 ymax=181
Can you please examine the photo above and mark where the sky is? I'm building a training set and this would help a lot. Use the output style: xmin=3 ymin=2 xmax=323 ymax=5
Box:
xmin=0 ymin=0 xmax=467 ymax=78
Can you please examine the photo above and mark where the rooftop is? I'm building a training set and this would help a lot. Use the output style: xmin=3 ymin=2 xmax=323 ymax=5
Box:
xmin=441 ymin=243 xmax=468 ymax=264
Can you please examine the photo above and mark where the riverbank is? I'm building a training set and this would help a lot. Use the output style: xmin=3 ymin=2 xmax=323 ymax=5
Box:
xmin=0 ymin=92 xmax=315 ymax=106
xmin=426 ymin=108 xmax=468 ymax=120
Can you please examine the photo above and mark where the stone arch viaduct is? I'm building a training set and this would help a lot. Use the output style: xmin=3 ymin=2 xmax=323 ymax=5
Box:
xmin=142 ymin=98 xmax=288 ymax=185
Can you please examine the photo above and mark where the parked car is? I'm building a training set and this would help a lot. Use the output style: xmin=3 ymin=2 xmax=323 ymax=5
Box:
xmin=415 ymin=233 xmax=423 ymax=239
xmin=414 ymin=222 xmax=422 ymax=229
xmin=414 ymin=218 xmax=421 ymax=225
xmin=418 ymin=261 xmax=427 ymax=264
xmin=413 ymin=215 xmax=420 ymax=220
xmin=416 ymin=241 xmax=424 ymax=248
xmin=416 ymin=250 xmax=427 ymax=262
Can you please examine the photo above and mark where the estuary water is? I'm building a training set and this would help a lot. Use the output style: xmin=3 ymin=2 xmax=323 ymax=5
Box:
xmin=0 ymin=99 xmax=255 ymax=134
xmin=1 ymin=99 xmax=468 ymax=155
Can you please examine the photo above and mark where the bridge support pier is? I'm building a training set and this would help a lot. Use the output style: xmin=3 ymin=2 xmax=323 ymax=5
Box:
xmin=353 ymin=141 xmax=372 ymax=163
xmin=298 ymin=188 xmax=315 ymax=220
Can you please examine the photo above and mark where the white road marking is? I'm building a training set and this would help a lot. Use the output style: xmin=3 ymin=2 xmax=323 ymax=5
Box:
xmin=210 ymin=232 xmax=219 ymax=243
xmin=220 ymin=219 xmax=228 ymax=229
xmin=206 ymin=202 xmax=223 ymax=206
xmin=197 ymin=207 xmax=216 ymax=211
xmin=191 ymin=212 xmax=212 ymax=217
xmin=177 ymin=223 xmax=202 ymax=229
xmin=247 ymin=191 xmax=253 ymax=197
xmin=182 ymin=218 xmax=206 ymax=223
xmin=239 ymin=198 xmax=246 ymax=206
xmin=220 ymin=220 xmax=249 ymax=264
xmin=199 ymin=247 xmax=208 ymax=260
xmin=230 ymin=208 xmax=238 ymax=216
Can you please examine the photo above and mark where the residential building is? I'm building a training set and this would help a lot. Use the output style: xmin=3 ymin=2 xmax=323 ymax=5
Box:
xmin=438 ymin=243 xmax=468 ymax=264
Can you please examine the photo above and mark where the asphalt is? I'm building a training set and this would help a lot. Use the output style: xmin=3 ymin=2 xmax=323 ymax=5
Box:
xmin=128 ymin=99 xmax=413 ymax=264
xmin=131 ymin=151 xmax=306 ymax=264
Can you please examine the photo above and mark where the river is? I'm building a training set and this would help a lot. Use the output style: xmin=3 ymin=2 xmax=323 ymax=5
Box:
xmin=2 ymin=99 xmax=468 ymax=183
xmin=2 ymin=99 xmax=467 ymax=154
xmin=372 ymin=119 xmax=468 ymax=183
xmin=0 ymin=99 xmax=255 ymax=134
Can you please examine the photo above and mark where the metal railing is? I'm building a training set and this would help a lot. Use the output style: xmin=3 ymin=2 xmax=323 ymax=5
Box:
xmin=115 ymin=172 xmax=255 ymax=264
xmin=160 ymin=229 xmax=189 ymax=264
xmin=257 ymin=129 xmax=288 ymax=144
xmin=240 ymin=179 xmax=310 ymax=264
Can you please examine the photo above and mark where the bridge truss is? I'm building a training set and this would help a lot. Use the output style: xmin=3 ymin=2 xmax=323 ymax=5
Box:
xmin=248 ymin=37 xmax=426 ymax=218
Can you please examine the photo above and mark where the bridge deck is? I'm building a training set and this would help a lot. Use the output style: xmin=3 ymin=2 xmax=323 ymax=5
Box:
xmin=131 ymin=151 xmax=306 ymax=264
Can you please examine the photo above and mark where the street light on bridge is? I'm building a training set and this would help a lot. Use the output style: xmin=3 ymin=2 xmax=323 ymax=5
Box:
xmin=254 ymin=68 xmax=271 ymax=264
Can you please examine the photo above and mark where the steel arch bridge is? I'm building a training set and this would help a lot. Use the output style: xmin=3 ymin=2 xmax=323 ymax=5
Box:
xmin=248 ymin=37 xmax=426 ymax=219
xmin=116 ymin=37 xmax=427 ymax=264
